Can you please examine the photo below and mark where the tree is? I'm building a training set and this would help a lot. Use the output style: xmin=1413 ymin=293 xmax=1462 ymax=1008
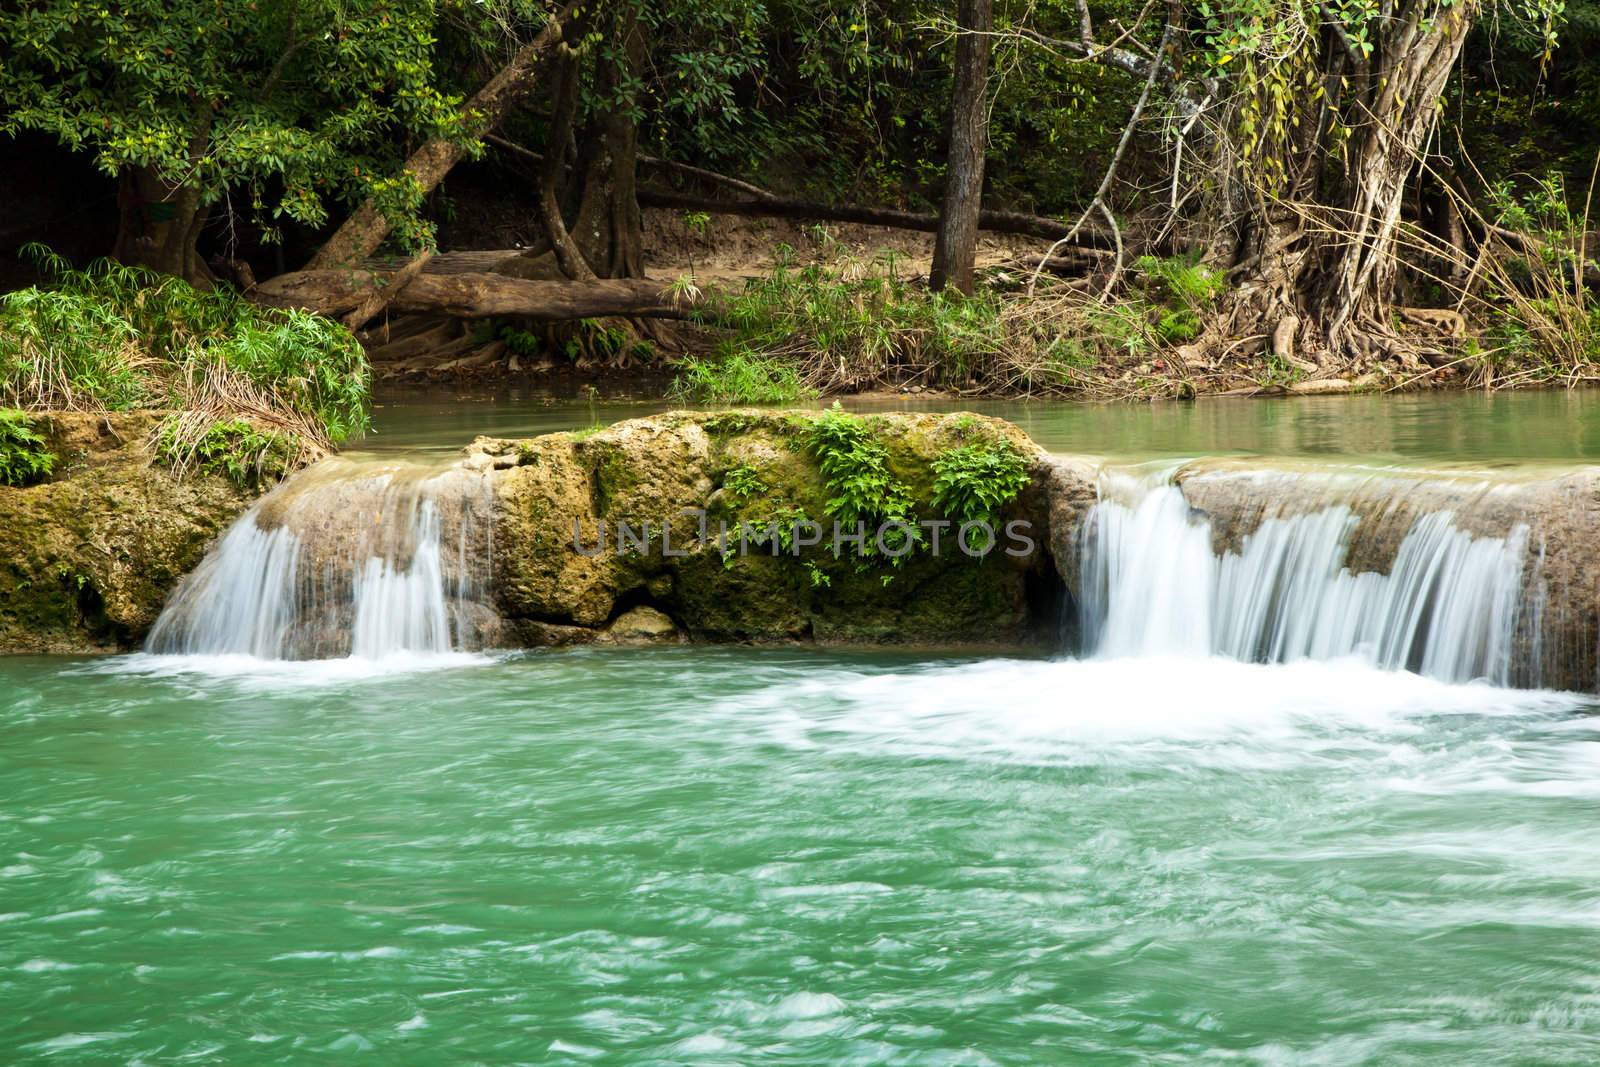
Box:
xmin=930 ymin=0 xmax=995 ymax=295
xmin=308 ymin=3 xmax=570 ymax=271
xmin=0 ymin=0 xmax=526 ymax=284
xmin=1198 ymin=0 xmax=1488 ymax=363
xmin=1043 ymin=0 xmax=1556 ymax=366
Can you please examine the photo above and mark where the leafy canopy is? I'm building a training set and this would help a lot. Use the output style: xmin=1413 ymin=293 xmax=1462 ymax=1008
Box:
xmin=0 ymin=0 xmax=510 ymax=246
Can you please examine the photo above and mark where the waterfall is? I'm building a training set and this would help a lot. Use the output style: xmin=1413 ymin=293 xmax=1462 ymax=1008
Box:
xmin=1078 ymin=471 xmax=1534 ymax=684
xmin=146 ymin=459 xmax=500 ymax=661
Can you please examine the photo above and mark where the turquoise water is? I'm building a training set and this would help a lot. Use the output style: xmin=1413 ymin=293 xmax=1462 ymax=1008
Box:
xmin=4 ymin=649 xmax=1600 ymax=1063
xmin=9 ymin=390 xmax=1600 ymax=1062
xmin=363 ymin=385 xmax=1600 ymax=464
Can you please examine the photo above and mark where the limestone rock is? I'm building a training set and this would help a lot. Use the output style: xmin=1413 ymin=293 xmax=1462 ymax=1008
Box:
xmin=0 ymin=413 xmax=258 ymax=653
xmin=487 ymin=410 xmax=1073 ymax=647
xmin=603 ymin=605 xmax=681 ymax=644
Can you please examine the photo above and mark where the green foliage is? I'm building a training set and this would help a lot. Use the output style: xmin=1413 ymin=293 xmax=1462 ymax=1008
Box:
xmin=670 ymin=350 xmax=815 ymax=404
xmin=706 ymin=253 xmax=1006 ymax=391
xmin=0 ymin=409 xmax=56 ymax=488
xmin=1133 ymin=255 xmax=1226 ymax=344
xmin=0 ymin=248 xmax=369 ymax=466
xmin=930 ymin=439 xmax=1030 ymax=552
xmin=723 ymin=463 xmax=769 ymax=501
xmin=805 ymin=404 xmax=919 ymax=561
xmin=0 ymin=0 xmax=484 ymax=251
xmin=1474 ymin=173 xmax=1600 ymax=380
xmin=157 ymin=417 xmax=293 ymax=488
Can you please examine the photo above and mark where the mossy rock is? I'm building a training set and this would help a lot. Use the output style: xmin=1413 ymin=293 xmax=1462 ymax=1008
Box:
xmin=0 ymin=413 xmax=259 ymax=653
xmin=484 ymin=409 xmax=1067 ymax=647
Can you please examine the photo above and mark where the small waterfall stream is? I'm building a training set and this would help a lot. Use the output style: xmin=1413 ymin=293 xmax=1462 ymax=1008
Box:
xmin=145 ymin=444 xmax=1572 ymax=686
xmin=1076 ymin=468 xmax=1537 ymax=684
xmin=146 ymin=458 xmax=499 ymax=660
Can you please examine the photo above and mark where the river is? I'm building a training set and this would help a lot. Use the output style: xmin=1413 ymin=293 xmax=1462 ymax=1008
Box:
xmin=4 ymin=390 xmax=1600 ymax=1063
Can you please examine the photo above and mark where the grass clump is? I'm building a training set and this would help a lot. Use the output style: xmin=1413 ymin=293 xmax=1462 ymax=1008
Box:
xmin=156 ymin=417 xmax=295 ymax=489
xmin=707 ymin=252 xmax=1007 ymax=395
xmin=0 ymin=408 xmax=55 ymax=487
xmin=0 ymin=245 xmax=370 ymax=474
xmin=1471 ymin=174 xmax=1600 ymax=386
xmin=670 ymin=349 xmax=814 ymax=405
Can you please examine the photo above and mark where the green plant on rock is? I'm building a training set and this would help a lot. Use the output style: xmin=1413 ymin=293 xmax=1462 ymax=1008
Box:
xmin=931 ymin=439 xmax=1030 ymax=553
xmin=805 ymin=404 xmax=918 ymax=562
xmin=723 ymin=463 xmax=768 ymax=501
xmin=0 ymin=409 xmax=55 ymax=488
xmin=157 ymin=417 xmax=294 ymax=488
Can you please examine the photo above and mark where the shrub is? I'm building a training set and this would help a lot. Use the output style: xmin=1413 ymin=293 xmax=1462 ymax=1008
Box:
xmin=0 ymin=246 xmax=370 ymax=473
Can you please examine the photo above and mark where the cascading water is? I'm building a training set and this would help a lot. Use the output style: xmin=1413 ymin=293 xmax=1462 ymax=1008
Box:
xmin=1077 ymin=468 xmax=1536 ymax=684
xmin=146 ymin=458 xmax=500 ymax=660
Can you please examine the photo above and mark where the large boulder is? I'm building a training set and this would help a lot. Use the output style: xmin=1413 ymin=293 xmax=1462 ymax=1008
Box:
xmin=486 ymin=410 xmax=1076 ymax=647
xmin=0 ymin=413 xmax=257 ymax=653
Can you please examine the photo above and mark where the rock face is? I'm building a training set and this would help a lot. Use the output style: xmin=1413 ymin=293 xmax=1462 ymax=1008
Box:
xmin=486 ymin=410 xmax=1074 ymax=647
xmin=0 ymin=413 xmax=258 ymax=653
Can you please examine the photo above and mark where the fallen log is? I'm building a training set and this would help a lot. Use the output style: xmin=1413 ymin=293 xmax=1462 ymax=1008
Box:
xmin=254 ymin=269 xmax=698 ymax=321
xmin=342 ymin=251 xmax=432 ymax=331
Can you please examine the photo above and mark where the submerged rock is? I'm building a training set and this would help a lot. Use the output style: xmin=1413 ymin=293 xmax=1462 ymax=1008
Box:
xmin=0 ymin=413 xmax=258 ymax=653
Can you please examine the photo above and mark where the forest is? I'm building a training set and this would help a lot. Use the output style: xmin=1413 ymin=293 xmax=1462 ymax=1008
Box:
xmin=2 ymin=0 xmax=1599 ymax=421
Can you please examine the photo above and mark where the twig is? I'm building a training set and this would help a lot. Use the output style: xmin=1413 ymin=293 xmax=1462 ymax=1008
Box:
xmin=1028 ymin=18 xmax=1173 ymax=295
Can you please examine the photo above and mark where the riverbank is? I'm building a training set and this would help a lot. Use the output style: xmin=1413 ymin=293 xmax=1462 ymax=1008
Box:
xmin=351 ymin=208 xmax=1600 ymax=401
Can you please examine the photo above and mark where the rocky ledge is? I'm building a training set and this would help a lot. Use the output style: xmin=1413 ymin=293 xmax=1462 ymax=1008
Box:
xmin=0 ymin=413 xmax=260 ymax=653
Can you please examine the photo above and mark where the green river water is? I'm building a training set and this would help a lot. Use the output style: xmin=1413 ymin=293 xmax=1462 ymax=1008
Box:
xmin=6 ymin=392 xmax=1600 ymax=1064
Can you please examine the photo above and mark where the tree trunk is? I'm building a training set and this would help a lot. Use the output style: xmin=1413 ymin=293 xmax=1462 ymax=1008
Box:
xmin=113 ymin=110 xmax=215 ymax=287
xmin=536 ymin=46 xmax=598 ymax=281
xmin=569 ymin=13 xmax=646 ymax=279
xmin=1213 ymin=0 xmax=1480 ymax=365
xmin=306 ymin=7 xmax=571 ymax=270
xmin=929 ymin=0 xmax=995 ymax=295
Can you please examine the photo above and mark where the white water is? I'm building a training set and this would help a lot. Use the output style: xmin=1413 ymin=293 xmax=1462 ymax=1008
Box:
xmin=1079 ymin=474 xmax=1533 ymax=684
xmin=145 ymin=460 xmax=497 ymax=662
